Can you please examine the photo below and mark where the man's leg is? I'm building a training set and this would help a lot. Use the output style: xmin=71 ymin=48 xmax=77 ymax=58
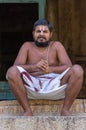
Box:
xmin=6 ymin=66 xmax=33 ymax=116
xmin=61 ymin=64 xmax=84 ymax=116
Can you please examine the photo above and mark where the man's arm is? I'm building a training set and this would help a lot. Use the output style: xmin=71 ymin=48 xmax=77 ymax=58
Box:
xmin=14 ymin=42 xmax=29 ymax=65
xmin=13 ymin=42 xmax=48 ymax=75
xmin=19 ymin=59 xmax=48 ymax=76
xmin=49 ymin=42 xmax=72 ymax=73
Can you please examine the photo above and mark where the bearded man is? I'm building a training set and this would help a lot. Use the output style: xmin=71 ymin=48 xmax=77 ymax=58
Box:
xmin=6 ymin=19 xmax=84 ymax=116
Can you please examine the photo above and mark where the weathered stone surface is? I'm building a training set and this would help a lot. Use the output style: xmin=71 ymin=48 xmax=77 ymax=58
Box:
xmin=0 ymin=99 xmax=86 ymax=130
xmin=0 ymin=99 xmax=85 ymax=116
xmin=0 ymin=116 xmax=86 ymax=130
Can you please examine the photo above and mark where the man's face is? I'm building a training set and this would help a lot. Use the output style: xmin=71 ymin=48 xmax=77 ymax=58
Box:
xmin=33 ymin=25 xmax=52 ymax=45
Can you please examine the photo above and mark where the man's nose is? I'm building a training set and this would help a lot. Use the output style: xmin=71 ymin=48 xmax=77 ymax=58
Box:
xmin=40 ymin=31 xmax=44 ymax=35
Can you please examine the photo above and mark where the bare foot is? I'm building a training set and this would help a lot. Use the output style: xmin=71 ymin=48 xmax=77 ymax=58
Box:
xmin=61 ymin=110 xmax=71 ymax=116
xmin=21 ymin=111 xmax=33 ymax=116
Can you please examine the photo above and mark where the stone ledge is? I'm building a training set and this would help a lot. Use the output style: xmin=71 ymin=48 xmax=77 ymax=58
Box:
xmin=0 ymin=116 xmax=86 ymax=130
xmin=0 ymin=99 xmax=85 ymax=116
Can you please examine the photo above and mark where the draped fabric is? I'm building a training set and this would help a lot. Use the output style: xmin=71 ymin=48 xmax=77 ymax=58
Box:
xmin=16 ymin=66 xmax=70 ymax=100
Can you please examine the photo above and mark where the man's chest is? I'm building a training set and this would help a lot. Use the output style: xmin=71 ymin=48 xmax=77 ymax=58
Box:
xmin=27 ymin=49 xmax=59 ymax=65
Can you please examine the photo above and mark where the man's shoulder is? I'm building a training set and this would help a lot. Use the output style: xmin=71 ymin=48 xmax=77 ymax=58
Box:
xmin=22 ymin=41 xmax=34 ymax=48
xmin=51 ymin=41 xmax=63 ymax=47
xmin=23 ymin=41 xmax=34 ymax=45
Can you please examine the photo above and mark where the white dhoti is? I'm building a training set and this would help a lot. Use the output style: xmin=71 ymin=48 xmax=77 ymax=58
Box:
xmin=16 ymin=66 xmax=70 ymax=100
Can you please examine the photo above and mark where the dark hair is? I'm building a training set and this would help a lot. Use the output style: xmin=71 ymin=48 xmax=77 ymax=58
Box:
xmin=33 ymin=19 xmax=53 ymax=32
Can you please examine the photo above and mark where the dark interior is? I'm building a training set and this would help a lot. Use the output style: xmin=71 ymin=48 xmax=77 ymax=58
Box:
xmin=0 ymin=3 xmax=38 ymax=80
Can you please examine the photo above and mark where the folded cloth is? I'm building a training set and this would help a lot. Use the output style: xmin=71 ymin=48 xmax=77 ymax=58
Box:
xmin=16 ymin=66 xmax=70 ymax=100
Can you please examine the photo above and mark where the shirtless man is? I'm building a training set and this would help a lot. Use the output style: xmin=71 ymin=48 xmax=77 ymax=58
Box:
xmin=6 ymin=19 xmax=84 ymax=116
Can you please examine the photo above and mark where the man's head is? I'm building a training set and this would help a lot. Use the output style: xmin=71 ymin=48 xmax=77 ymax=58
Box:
xmin=33 ymin=19 xmax=53 ymax=47
xmin=33 ymin=19 xmax=53 ymax=32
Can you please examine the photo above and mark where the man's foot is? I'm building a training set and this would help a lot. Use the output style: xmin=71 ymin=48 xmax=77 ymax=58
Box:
xmin=21 ymin=111 xmax=33 ymax=116
xmin=61 ymin=110 xmax=71 ymax=116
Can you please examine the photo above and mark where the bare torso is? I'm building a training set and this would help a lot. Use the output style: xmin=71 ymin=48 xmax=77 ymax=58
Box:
xmin=27 ymin=41 xmax=58 ymax=66
xmin=14 ymin=41 xmax=72 ymax=76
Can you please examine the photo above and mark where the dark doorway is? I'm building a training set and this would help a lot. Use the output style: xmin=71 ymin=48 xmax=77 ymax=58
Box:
xmin=0 ymin=3 xmax=38 ymax=80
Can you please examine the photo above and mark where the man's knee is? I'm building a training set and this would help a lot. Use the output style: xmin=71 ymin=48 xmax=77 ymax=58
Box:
xmin=71 ymin=64 xmax=84 ymax=78
xmin=6 ymin=66 xmax=19 ymax=80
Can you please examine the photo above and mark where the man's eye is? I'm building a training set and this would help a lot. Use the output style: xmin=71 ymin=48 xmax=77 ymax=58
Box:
xmin=44 ymin=31 xmax=48 ymax=33
xmin=36 ymin=30 xmax=48 ymax=33
xmin=36 ymin=30 xmax=41 ymax=33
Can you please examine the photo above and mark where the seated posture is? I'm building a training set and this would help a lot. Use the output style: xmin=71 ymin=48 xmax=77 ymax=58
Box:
xmin=6 ymin=19 xmax=84 ymax=116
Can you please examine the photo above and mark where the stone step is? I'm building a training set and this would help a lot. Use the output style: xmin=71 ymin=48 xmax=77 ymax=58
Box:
xmin=0 ymin=115 xmax=86 ymax=130
xmin=0 ymin=99 xmax=86 ymax=130
xmin=0 ymin=99 xmax=86 ymax=116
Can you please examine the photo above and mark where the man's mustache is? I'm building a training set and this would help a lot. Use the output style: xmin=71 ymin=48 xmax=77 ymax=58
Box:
xmin=37 ymin=36 xmax=46 ymax=40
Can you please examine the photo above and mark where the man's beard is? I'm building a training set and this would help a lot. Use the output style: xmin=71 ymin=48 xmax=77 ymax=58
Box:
xmin=35 ymin=41 xmax=50 ymax=47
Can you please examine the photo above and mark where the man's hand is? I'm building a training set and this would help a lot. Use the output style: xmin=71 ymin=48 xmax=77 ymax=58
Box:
xmin=36 ymin=59 xmax=50 ymax=73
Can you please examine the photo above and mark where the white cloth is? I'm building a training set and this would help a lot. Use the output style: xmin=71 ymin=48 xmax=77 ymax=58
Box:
xmin=16 ymin=66 xmax=70 ymax=100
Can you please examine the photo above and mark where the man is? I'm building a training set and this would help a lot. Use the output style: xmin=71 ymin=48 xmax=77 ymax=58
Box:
xmin=6 ymin=19 xmax=84 ymax=116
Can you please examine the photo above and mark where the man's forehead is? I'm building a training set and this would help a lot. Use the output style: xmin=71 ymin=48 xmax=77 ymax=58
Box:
xmin=35 ymin=25 xmax=49 ymax=31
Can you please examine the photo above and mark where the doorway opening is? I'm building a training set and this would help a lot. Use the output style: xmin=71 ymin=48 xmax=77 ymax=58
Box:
xmin=0 ymin=3 xmax=38 ymax=80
